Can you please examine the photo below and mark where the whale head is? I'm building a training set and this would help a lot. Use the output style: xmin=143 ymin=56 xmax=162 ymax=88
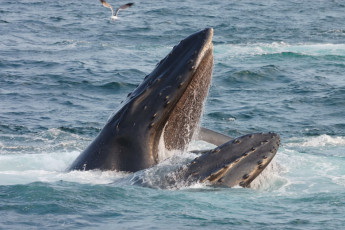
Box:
xmin=69 ymin=28 xmax=214 ymax=172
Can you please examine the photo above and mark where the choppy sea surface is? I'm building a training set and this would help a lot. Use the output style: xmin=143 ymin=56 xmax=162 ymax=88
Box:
xmin=1 ymin=0 xmax=345 ymax=229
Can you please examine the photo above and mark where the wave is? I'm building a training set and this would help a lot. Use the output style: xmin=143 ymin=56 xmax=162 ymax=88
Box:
xmin=0 ymin=151 xmax=130 ymax=186
xmin=275 ymin=145 xmax=345 ymax=193
xmin=286 ymin=134 xmax=345 ymax=147
xmin=333 ymin=176 xmax=345 ymax=187
xmin=250 ymin=158 xmax=288 ymax=191
xmin=2 ymin=133 xmax=344 ymax=192
xmin=0 ymin=127 xmax=92 ymax=155
xmin=0 ymin=140 xmax=285 ymax=191
xmin=215 ymin=43 xmax=345 ymax=58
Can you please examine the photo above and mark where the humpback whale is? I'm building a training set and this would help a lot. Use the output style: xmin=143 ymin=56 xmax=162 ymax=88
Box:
xmin=69 ymin=28 xmax=280 ymax=188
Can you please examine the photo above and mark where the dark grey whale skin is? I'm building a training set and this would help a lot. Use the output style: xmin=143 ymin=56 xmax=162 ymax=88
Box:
xmin=69 ymin=28 xmax=280 ymax=188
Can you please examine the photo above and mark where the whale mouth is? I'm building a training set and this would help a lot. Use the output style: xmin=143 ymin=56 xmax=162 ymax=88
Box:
xmin=162 ymin=36 xmax=213 ymax=152
xmin=152 ymin=28 xmax=214 ymax=155
xmin=125 ymin=28 xmax=215 ymax=163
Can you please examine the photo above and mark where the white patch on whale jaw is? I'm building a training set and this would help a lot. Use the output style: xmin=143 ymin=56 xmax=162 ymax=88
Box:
xmin=157 ymin=123 xmax=181 ymax=162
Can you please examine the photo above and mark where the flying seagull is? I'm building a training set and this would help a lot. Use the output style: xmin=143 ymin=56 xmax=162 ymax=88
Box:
xmin=100 ymin=0 xmax=134 ymax=20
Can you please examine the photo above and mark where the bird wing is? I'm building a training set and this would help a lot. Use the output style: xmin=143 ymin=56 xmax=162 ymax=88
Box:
xmin=100 ymin=0 xmax=114 ymax=16
xmin=114 ymin=3 xmax=134 ymax=16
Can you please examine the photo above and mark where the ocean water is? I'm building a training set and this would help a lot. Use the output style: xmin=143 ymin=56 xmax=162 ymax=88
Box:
xmin=1 ymin=0 xmax=345 ymax=229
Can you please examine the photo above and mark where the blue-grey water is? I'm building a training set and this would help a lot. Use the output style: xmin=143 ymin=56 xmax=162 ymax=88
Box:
xmin=1 ymin=0 xmax=345 ymax=229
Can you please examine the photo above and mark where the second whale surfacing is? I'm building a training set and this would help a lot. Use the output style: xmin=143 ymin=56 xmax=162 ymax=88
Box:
xmin=69 ymin=28 xmax=280 ymax=188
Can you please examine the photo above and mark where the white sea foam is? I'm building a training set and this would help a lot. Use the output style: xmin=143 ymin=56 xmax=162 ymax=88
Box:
xmin=0 ymin=151 xmax=129 ymax=186
xmin=0 ymin=140 xmax=289 ymax=190
xmin=286 ymin=134 xmax=345 ymax=147
xmin=333 ymin=176 xmax=345 ymax=186
xmin=272 ymin=143 xmax=345 ymax=194
xmin=250 ymin=158 xmax=288 ymax=191
xmin=2 ymin=136 xmax=344 ymax=191
xmin=215 ymin=43 xmax=345 ymax=58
